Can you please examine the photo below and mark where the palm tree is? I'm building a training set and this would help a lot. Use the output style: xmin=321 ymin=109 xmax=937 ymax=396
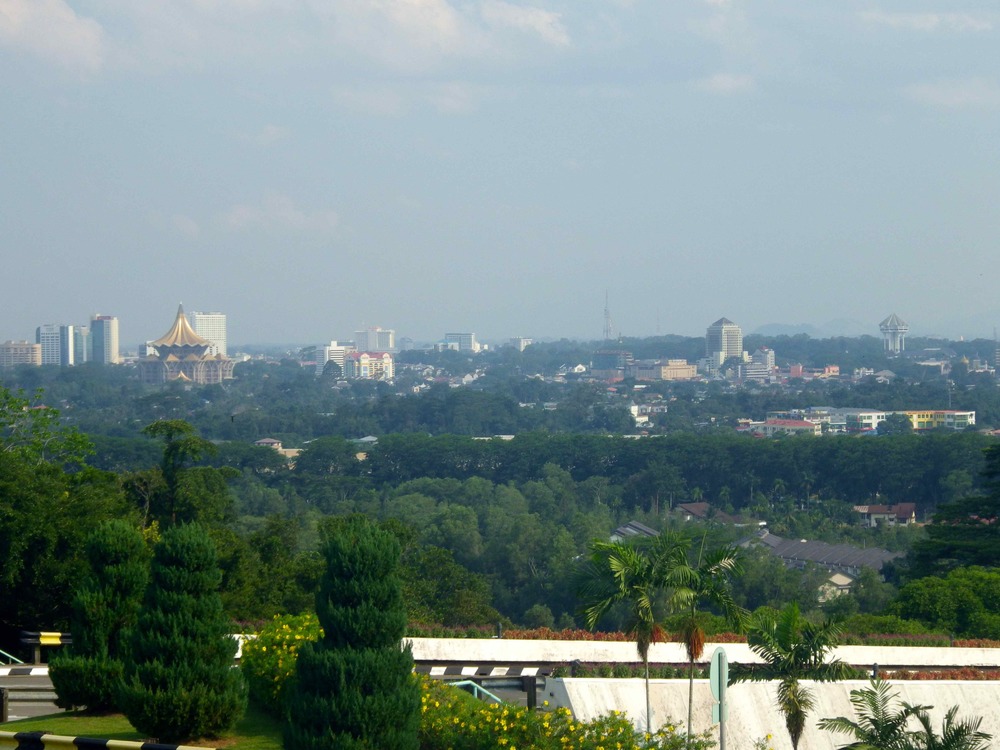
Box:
xmin=677 ymin=536 xmax=747 ymax=746
xmin=729 ymin=603 xmax=853 ymax=750
xmin=577 ymin=533 xmax=694 ymax=732
xmin=911 ymin=705 xmax=991 ymax=750
xmin=818 ymin=679 xmax=928 ymax=750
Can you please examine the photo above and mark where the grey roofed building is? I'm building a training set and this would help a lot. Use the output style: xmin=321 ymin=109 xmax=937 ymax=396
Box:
xmin=610 ymin=520 xmax=659 ymax=542
xmin=742 ymin=529 xmax=901 ymax=576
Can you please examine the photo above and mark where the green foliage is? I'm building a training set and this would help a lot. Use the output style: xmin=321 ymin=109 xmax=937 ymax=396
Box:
xmin=0 ymin=452 xmax=132 ymax=635
xmin=141 ymin=419 xmax=233 ymax=527
xmin=240 ymin=613 xmax=323 ymax=715
xmin=890 ymin=567 xmax=1000 ymax=638
xmin=0 ymin=386 xmax=92 ymax=466
xmin=120 ymin=523 xmax=246 ymax=742
xmin=907 ymin=444 xmax=1000 ymax=577
xmin=284 ymin=516 xmax=420 ymax=750
xmin=50 ymin=520 xmax=148 ymax=712
xmin=418 ymin=676 xmax=714 ymax=750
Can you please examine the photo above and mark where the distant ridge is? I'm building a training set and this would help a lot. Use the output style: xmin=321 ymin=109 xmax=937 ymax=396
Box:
xmin=752 ymin=318 xmax=870 ymax=338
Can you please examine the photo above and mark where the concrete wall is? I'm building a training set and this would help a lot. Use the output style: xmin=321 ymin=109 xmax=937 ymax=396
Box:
xmin=408 ymin=638 xmax=1000 ymax=670
xmin=411 ymin=639 xmax=1000 ymax=749
xmin=545 ymin=678 xmax=1000 ymax=750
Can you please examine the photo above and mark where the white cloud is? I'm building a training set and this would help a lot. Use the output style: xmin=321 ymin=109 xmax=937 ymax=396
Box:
xmin=333 ymin=86 xmax=408 ymax=116
xmin=221 ymin=194 xmax=339 ymax=233
xmin=695 ymin=72 xmax=755 ymax=94
xmin=425 ymin=81 xmax=486 ymax=113
xmin=240 ymin=125 xmax=290 ymax=147
xmin=323 ymin=0 xmax=474 ymax=72
xmin=480 ymin=1 xmax=570 ymax=47
xmin=0 ymin=0 xmax=104 ymax=72
xmin=171 ymin=215 xmax=202 ymax=239
xmin=904 ymin=78 xmax=1000 ymax=109
xmin=859 ymin=11 xmax=992 ymax=33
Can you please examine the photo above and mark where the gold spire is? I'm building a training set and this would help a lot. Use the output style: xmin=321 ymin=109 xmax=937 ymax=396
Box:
xmin=151 ymin=304 xmax=211 ymax=348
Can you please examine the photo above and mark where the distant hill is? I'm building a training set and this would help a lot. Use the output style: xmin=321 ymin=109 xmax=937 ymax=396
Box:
xmin=753 ymin=318 xmax=871 ymax=338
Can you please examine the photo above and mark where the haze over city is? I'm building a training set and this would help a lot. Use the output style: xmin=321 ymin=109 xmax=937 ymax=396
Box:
xmin=3 ymin=1 xmax=999 ymax=345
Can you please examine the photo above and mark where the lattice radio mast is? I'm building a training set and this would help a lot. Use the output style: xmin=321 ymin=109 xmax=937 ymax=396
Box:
xmin=603 ymin=290 xmax=614 ymax=341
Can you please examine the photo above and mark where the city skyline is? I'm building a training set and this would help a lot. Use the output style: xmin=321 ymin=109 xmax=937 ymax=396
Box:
xmin=2 ymin=3 xmax=999 ymax=343
xmin=6 ymin=306 xmax=1000 ymax=352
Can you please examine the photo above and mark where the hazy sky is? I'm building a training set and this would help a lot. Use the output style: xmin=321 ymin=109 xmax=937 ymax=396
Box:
xmin=2 ymin=1 xmax=999 ymax=347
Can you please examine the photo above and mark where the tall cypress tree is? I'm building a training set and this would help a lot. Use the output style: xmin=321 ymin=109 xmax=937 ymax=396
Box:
xmin=50 ymin=520 xmax=148 ymax=712
xmin=284 ymin=516 xmax=419 ymax=750
xmin=119 ymin=523 xmax=246 ymax=742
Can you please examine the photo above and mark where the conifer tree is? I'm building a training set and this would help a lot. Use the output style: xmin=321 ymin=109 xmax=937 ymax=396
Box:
xmin=284 ymin=516 xmax=419 ymax=750
xmin=50 ymin=520 xmax=148 ymax=712
xmin=119 ymin=523 xmax=246 ymax=742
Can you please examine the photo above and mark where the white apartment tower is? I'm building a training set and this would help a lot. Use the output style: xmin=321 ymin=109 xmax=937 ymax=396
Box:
xmin=705 ymin=318 xmax=743 ymax=360
xmin=90 ymin=315 xmax=120 ymax=365
xmin=444 ymin=332 xmax=480 ymax=353
xmin=354 ymin=327 xmax=396 ymax=353
xmin=35 ymin=324 xmax=74 ymax=366
xmin=317 ymin=341 xmax=356 ymax=377
xmin=191 ymin=311 xmax=228 ymax=356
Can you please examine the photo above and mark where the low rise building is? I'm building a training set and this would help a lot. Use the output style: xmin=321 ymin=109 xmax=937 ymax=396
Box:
xmin=344 ymin=351 xmax=394 ymax=380
xmin=853 ymin=503 xmax=917 ymax=528
xmin=0 ymin=340 xmax=42 ymax=368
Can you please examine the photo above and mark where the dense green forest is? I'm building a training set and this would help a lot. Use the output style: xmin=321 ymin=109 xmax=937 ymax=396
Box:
xmin=3 ymin=334 xmax=1000 ymax=653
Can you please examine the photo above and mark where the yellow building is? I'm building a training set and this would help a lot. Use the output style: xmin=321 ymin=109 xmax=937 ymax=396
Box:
xmin=344 ymin=351 xmax=394 ymax=380
xmin=902 ymin=410 xmax=976 ymax=430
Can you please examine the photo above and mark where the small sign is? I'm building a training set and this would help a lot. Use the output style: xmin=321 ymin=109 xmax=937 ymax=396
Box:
xmin=709 ymin=647 xmax=728 ymax=703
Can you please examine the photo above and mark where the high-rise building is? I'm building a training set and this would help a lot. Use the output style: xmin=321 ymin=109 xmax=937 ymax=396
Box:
xmin=90 ymin=314 xmax=120 ymax=365
xmin=444 ymin=332 xmax=480 ymax=353
xmin=706 ymin=318 xmax=743 ymax=360
xmin=35 ymin=324 xmax=74 ymax=366
xmin=354 ymin=327 xmax=395 ymax=353
xmin=317 ymin=341 xmax=356 ymax=377
xmin=73 ymin=326 xmax=90 ymax=365
xmin=190 ymin=311 xmax=228 ymax=356
xmin=0 ymin=341 xmax=42 ymax=368
xmin=880 ymin=313 xmax=909 ymax=355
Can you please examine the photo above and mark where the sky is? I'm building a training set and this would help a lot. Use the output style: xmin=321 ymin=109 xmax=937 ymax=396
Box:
xmin=2 ymin=1 xmax=999 ymax=348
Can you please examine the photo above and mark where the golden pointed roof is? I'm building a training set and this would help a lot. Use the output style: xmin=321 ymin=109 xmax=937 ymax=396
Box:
xmin=152 ymin=305 xmax=211 ymax=348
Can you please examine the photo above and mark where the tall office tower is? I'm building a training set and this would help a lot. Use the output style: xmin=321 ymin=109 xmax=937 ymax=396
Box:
xmin=444 ymin=332 xmax=480 ymax=353
xmin=73 ymin=326 xmax=90 ymax=364
xmin=879 ymin=313 xmax=909 ymax=355
xmin=705 ymin=318 xmax=743 ymax=359
xmin=317 ymin=341 xmax=356 ymax=376
xmin=0 ymin=341 xmax=42 ymax=368
xmin=35 ymin=324 xmax=75 ymax=366
xmin=190 ymin=311 xmax=228 ymax=356
xmin=354 ymin=327 xmax=396 ymax=353
xmin=90 ymin=314 xmax=120 ymax=364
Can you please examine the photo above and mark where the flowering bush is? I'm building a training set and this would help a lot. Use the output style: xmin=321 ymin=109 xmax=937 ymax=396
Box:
xmin=239 ymin=612 xmax=323 ymax=715
xmin=953 ymin=639 xmax=1000 ymax=649
xmin=549 ymin=663 xmax=705 ymax=679
xmin=883 ymin=668 xmax=1000 ymax=681
xmin=418 ymin=676 xmax=714 ymax=750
